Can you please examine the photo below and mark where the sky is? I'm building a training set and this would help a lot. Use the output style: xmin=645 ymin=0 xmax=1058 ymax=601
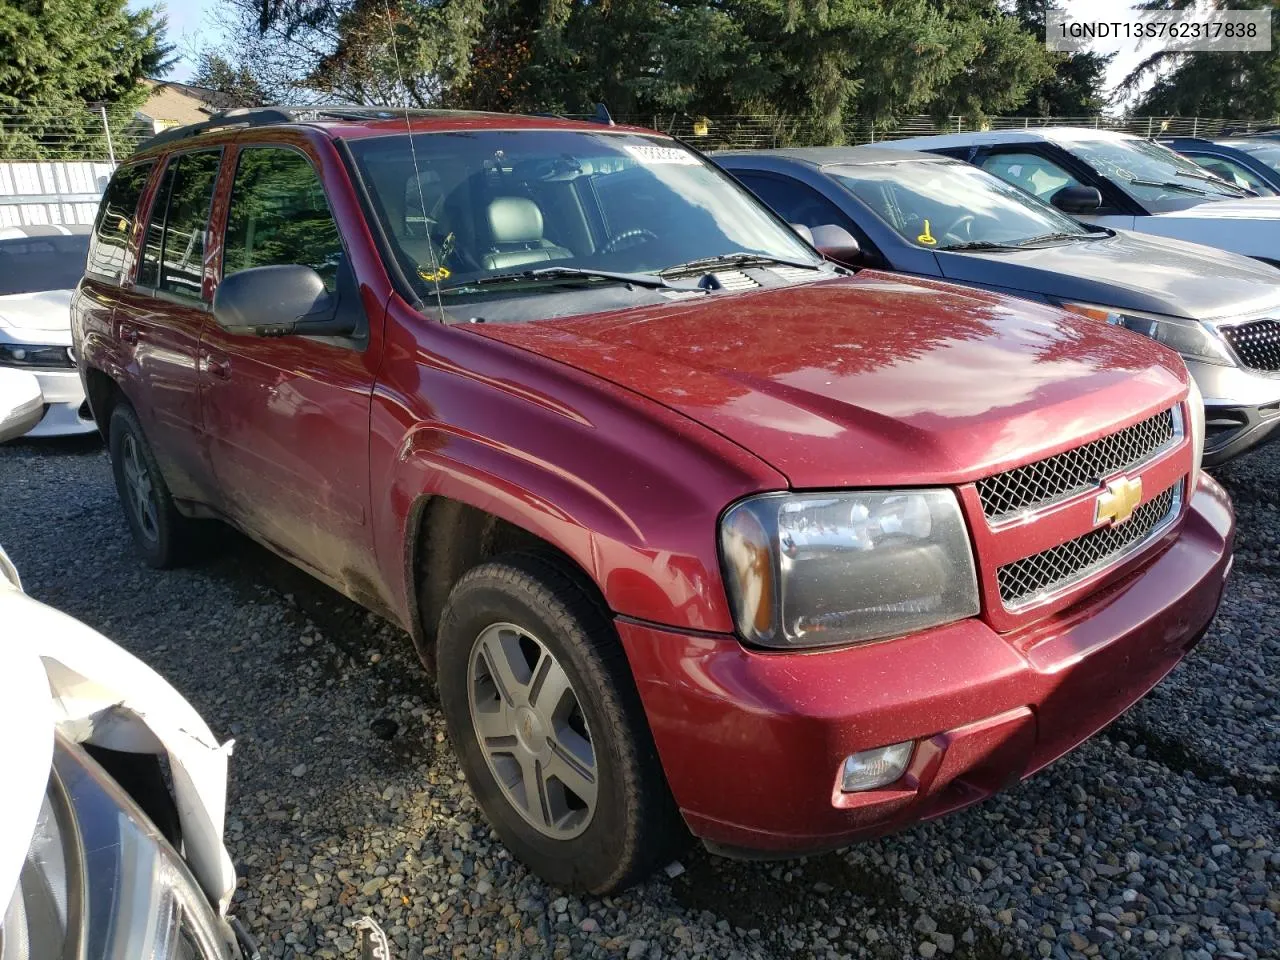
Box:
xmin=138 ymin=0 xmax=1155 ymax=106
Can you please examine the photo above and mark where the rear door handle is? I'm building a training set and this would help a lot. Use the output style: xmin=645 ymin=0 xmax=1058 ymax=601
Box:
xmin=206 ymin=355 xmax=232 ymax=380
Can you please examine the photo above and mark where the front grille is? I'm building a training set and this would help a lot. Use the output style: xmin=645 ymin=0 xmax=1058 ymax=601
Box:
xmin=976 ymin=408 xmax=1176 ymax=523
xmin=1221 ymin=318 xmax=1280 ymax=371
xmin=996 ymin=484 xmax=1179 ymax=609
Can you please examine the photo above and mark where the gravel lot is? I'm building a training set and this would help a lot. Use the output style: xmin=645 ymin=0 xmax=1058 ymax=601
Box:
xmin=1 ymin=435 xmax=1275 ymax=960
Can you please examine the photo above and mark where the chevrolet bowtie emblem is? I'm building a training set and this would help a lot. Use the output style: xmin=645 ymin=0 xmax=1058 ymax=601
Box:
xmin=1095 ymin=475 xmax=1143 ymax=527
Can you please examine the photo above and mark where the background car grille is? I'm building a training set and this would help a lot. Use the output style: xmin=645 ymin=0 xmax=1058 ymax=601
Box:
xmin=1220 ymin=318 xmax=1280 ymax=371
xmin=996 ymin=484 xmax=1179 ymax=609
xmin=975 ymin=408 xmax=1177 ymax=522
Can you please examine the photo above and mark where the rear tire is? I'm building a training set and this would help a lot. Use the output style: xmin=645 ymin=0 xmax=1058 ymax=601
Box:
xmin=436 ymin=553 xmax=685 ymax=893
xmin=108 ymin=403 xmax=195 ymax=568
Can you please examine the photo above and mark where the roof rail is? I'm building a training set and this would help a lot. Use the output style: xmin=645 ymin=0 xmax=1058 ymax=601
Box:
xmin=133 ymin=107 xmax=298 ymax=153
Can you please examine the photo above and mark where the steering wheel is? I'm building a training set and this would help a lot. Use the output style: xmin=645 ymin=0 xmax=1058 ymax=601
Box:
xmin=601 ymin=228 xmax=659 ymax=255
xmin=940 ymin=214 xmax=976 ymax=245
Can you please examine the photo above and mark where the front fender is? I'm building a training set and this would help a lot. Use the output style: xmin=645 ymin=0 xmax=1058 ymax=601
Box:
xmin=370 ymin=304 xmax=786 ymax=634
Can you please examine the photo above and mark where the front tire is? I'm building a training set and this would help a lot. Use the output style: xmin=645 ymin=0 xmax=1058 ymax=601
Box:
xmin=108 ymin=403 xmax=194 ymax=568
xmin=436 ymin=554 xmax=684 ymax=892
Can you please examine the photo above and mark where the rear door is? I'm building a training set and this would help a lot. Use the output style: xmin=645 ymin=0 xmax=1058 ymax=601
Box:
xmin=109 ymin=150 xmax=223 ymax=502
xmin=200 ymin=142 xmax=380 ymax=586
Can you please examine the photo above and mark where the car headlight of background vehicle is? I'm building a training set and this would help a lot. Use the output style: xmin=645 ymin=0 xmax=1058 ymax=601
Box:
xmin=719 ymin=490 xmax=980 ymax=649
xmin=0 ymin=341 xmax=75 ymax=369
xmin=1058 ymin=303 xmax=1235 ymax=367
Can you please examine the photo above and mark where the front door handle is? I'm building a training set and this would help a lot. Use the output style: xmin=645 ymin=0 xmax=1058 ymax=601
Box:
xmin=206 ymin=355 xmax=232 ymax=380
xmin=119 ymin=322 xmax=138 ymax=345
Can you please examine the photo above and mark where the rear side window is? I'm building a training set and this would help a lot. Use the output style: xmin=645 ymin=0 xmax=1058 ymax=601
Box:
xmin=138 ymin=151 xmax=222 ymax=300
xmin=223 ymin=147 xmax=343 ymax=291
xmin=86 ymin=162 xmax=152 ymax=283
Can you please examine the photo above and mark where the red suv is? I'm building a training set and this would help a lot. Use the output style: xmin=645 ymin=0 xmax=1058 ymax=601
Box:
xmin=73 ymin=108 xmax=1234 ymax=893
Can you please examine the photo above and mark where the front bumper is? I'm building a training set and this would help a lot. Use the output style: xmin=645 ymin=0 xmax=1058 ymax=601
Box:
xmin=1185 ymin=358 xmax=1280 ymax=465
xmin=0 ymin=366 xmax=94 ymax=437
xmin=619 ymin=474 xmax=1234 ymax=855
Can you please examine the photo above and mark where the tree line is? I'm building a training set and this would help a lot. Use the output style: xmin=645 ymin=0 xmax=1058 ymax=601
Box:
xmin=0 ymin=0 xmax=1277 ymax=160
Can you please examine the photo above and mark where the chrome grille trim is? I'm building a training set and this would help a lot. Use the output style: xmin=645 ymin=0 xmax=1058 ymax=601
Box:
xmin=976 ymin=407 xmax=1180 ymax=524
xmin=1220 ymin=318 xmax=1280 ymax=372
xmin=997 ymin=482 xmax=1182 ymax=610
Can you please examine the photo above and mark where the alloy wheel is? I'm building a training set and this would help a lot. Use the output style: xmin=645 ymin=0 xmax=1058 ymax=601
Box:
xmin=120 ymin=432 xmax=159 ymax=542
xmin=466 ymin=622 xmax=598 ymax=839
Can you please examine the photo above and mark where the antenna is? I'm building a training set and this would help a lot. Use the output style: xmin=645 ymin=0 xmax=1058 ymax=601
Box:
xmin=381 ymin=0 xmax=448 ymax=323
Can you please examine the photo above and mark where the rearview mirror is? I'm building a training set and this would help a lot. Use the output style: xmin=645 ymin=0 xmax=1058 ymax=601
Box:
xmin=0 ymin=369 xmax=44 ymax=443
xmin=1051 ymin=185 xmax=1103 ymax=215
xmin=213 ymin=264 xmax=354 ymax=337
xmin=810 ymin=224 xmax=862 ymax=265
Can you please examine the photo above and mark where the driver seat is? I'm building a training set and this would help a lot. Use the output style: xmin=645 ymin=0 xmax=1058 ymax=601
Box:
xmin=482 ymin=197 xmax=573 ymax=270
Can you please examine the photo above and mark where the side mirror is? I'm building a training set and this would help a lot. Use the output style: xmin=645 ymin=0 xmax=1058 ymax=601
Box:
xmin=0 ymin=369 xmax=44 ymax=443
xmin=213 ymin=264 xmax=354 ymax=337
xmin=810 ymin=224 xmax=862 ymax=265
xmin=1051 ymin=185 xmax=1103 ymax=214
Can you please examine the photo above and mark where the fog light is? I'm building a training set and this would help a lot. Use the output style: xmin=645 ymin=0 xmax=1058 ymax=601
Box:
xmin=840 ymin=741 xmax=914 ymax=792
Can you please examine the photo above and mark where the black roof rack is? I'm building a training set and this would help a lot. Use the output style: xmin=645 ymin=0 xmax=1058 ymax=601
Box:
xmin=131 ymin=105 xmax=503 ymax=154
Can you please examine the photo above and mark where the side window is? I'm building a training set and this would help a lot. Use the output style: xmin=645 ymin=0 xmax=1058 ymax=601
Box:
xmin=224 ymin=148 xmax=343 ymax=291
xmin=138 ymin=151 xmax=222 ymax=300
xmin=979 ymin=151 xmax=1082 ymax=203
xmin=736 ymin=173 xmax=852 ymax=231
xmin=86 ymin=162 xmax=153 ymax=283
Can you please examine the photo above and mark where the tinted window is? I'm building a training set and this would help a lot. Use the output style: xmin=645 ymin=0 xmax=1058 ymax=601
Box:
xmin=85 ymin=162 xmax=152 ymax=283
xmin=138 ymin=151 xmax=221 ymax=300
xmin=0 ymin=233 xmax=92 ymax=295
xmin=224 ymin=148 xmax=343 ymax=291
xmin=736 ymin=173 xmax=852 ymax=231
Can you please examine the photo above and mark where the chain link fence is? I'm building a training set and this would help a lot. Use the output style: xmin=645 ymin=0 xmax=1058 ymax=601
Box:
xmin=2 ymin=103 xmax=1280 ymax=162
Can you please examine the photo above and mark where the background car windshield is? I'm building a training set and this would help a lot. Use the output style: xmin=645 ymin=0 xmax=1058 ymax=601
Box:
xmin=1227 ymin=140 xmax=1280 ymax=174
xmin=1070 ymin=138 xmax=1243 ymax=208
xmin=828 ymin=160 xmax=1088 ymax=249
xmin=348 ymin=130 xmax=818 ymax=296
xmin=0 ymin=234 xmax=90 ymax=296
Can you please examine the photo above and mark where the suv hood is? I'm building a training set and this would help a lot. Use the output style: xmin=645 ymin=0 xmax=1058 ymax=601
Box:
xmin=474 ymin=273 xmax=1188 ymax=487
xmin=0 ymin=290 xmax=74 ymax=336
xmin=937 ymin=229 xmax=1280 ymax=322
xmin=1153 ymin=195 xmax=1280 ymax=220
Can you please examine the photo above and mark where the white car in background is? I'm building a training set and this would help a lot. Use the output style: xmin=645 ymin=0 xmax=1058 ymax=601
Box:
xmin=0 ymin=225 xmax=97 ymax=437
xmin=0 ymin=370 xmax=251 ymax=958
xmin=880 ymin=128 xmax=1280 ymax=266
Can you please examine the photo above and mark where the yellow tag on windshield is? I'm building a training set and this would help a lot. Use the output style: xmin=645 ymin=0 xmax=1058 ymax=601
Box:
xmin=418 ymin=265 xmax=451 ymax=282
xmin=916 ymin=220 xmax=937 ymax=246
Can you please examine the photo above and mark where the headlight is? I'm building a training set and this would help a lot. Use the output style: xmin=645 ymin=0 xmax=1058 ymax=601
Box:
xmin=0 ymin=342 xmax=75 ymax=369
xmin=719 ymin=490 xmax=980 ymax=648
xmin=1187 ymin=377 xmax=1205 ymax=488
xmin=1059 ymin=303 xmax=1234 ymax=367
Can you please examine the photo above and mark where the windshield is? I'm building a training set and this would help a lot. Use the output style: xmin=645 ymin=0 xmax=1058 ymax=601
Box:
xmin=1226 ymin=139 xmax=1280 ymax=173
xmin=828 ymin=159 xmax=1090 ymax=249
xmin=1069 ymin=137 xmax=1246 ymax=210
xmin=0 ymin=234 xmax=90 ymax=296
xmin=347 ymin=129 xmax=820 ymax=301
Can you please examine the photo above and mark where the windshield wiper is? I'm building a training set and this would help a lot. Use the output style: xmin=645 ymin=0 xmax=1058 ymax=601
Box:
xmin=937 ymin=240 xmax=1024 ymax=251
xmin=1128 ymin=177 xmax=1208 ymax=197
xmin=1014 ymin=231 xmax=1100 ymax=246
xmin=438 ymin=266 xmax=690 ymax=292
xmin=1165 ymin=168 xmax=1254 ymax=196
xmin=659 ymin=251 xmax=821 ymax=275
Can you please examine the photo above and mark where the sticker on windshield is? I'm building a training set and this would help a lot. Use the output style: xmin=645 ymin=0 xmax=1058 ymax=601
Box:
xmin=624 ymin=145 xmax=699 ymax=165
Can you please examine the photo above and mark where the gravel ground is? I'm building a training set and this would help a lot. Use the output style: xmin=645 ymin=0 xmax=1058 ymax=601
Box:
xmin=0 ymin=434 xmax=1275 ymax=960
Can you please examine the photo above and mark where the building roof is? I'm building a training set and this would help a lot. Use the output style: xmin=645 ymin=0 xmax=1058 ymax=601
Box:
xmin=138 ymin=79 xmax=239 ymax=128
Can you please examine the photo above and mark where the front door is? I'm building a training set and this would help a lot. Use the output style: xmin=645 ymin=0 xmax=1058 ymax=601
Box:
xmin=199 ymin=143 xmax=381 ymax=589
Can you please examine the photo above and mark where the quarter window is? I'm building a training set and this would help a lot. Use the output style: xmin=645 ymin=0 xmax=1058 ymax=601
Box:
xmin=86 ymin=162 xmax=152 ymax=283
xmin=223 ymin=148 xmax=343 ymax=291
xmin=138 ymin=151 xmax=222 ymax=300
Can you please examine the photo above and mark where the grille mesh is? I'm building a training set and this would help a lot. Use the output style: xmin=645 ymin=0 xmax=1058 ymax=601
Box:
xmin=1221 ymin=319 xmax=1280 ymax=372
xmin=976 ymin=409 xmax=1176 ymax=522
xmin=997 ymin=485 xmax=1178 ymax=608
